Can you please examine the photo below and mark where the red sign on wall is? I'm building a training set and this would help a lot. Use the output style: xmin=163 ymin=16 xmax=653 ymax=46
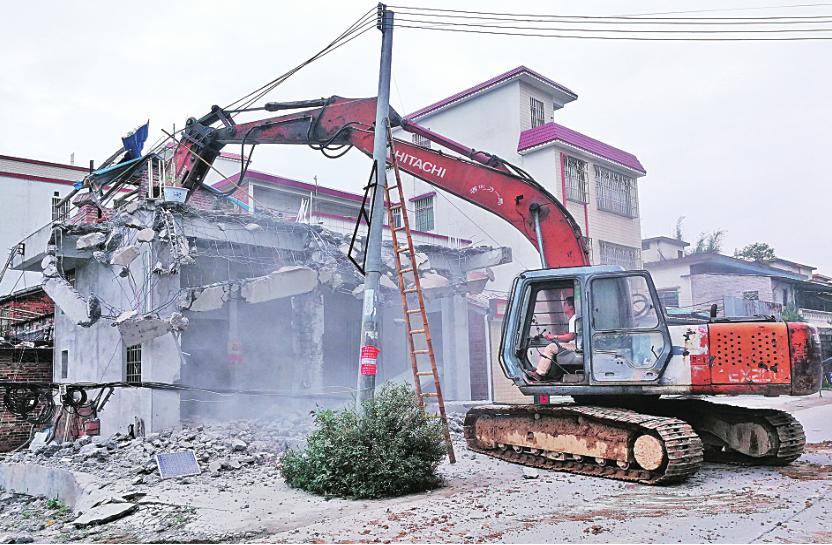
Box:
xmin=360 ymin=345 xmax=380 ymax=376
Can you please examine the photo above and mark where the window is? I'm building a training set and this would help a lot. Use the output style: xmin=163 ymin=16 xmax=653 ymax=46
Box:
xmin=412 ymin=133 xmax=431 ymax=149
xmin=126 ymin=344 xmax=142 ymax=385
xmin=657 ymin=288 xmax=680 ymax=309
xmin=599 ymin=240 xmax=641 ymax=270
xmin=564 ymin=156 xmax=588 ymax=203
xmin=51 ymin=191 xmax=69 ymax=221
xmin=413 ymin=195 xmax=435 ymax=231
xmin=595 ymin=166 xmax=638 ymax=218
xmin=743 ymin=290 xmax=759 ymax=301
xmin=391 ymin=206 xmax=403 ymax=229
xmin=530 ymin=97 xmax=545 ymax=128
xmin=60 ymin=350 xmax=68 ymax=379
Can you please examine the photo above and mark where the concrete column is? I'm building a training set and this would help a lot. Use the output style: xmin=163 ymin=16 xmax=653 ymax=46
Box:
xmin=291 ymin=290 xmax=325 ymax=392
xmin=440 ymin=294 xmax=471 ymax=401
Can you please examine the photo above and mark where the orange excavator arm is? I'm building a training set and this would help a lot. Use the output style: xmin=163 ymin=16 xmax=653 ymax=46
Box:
xmin=173 ymin=96 xmax=589 ymax=268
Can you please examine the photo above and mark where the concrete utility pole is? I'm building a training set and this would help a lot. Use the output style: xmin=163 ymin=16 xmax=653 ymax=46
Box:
xmin=356 ymin=4 xmax=394 ymax=411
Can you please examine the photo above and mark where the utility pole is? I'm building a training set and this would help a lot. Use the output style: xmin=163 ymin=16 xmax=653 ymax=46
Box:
xmin=356 ymin=4 xmax=394 ymax=411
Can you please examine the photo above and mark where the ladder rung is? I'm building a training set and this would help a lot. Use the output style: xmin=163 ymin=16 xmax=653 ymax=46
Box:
xmin=412 ymin=349 xmax=430 ymax=355
xmin=393 ymin=226 xmax=406 ymax=232
xmin=396 ymin=247 xmax=411 ymax=254
xmin=403 ymin=288 xmax=418 ymax=294
xmin=389 ymin=203 xmax=403 ymax=210
xmin=410 ymin=329 xmax=426 ymax=335
xmin=406 ymin=309 xmax=422 ymax=314
xmin=421 ymin=392 xmax=439 ymax=397
xmin=399 ymin=267 xmax=414 ymax=274
xmin=416 ymin=371 xmax=433 ymax=376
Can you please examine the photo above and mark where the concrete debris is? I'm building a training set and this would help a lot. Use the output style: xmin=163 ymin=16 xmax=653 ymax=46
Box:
xmin=104 ymin=231 xmax=123 ymax=252
xmin=168 ymin=311 xmax=189 ymax=331
xmin=380 ymin=274 xmax=398 ymax=290
xmin=71 ymin=502 xmax=137 ymax=528
xmin=522 ymin=468 xmax=539 ymax=479
xmin=231 ymin=439 xmax=248 ymax=452
xmin=182 ymin=284 xmax=231 ymax=312
xmin=42 ymin=275 xmax=101 ymax=327
xmin=112 ymin=309 xmax=139 ymax=326
xmin=136 ymin=227 xmax=155 ymax=242
xmin=244 ymin=223 xmax=262 ymax=232
xmin=75 ymin=232 xmax=107 ymax=251
xmin=92 ymin=250 xmax=110 ymax=264
xmin=110 ymin=244 xmax=139 ymax=267
xmin=118 ymin=316 xmax=172 ymax=345
xmin=123 ymin=201 xmax=142 ymax=214
xmin=240 ymin=266 xmax=318 ymax=304
xmin=0 ymin=535 xmax=34 ymax=544
xmin=420 ymin=272 xmax=450 ymax=290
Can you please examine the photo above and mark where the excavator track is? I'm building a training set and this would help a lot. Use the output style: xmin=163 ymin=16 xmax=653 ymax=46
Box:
xmin=642 ymin=399 xmax=806 ymax=466
xmin=464 ymin=404 xmax=703 ymax=485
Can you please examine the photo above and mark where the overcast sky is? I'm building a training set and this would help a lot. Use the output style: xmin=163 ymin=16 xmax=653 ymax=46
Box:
xmin=2 ymin=1 xmax=830 ymax=272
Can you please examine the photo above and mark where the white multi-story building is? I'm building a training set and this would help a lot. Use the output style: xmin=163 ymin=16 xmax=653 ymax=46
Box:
xmin=0 ymin=155 xmax=87 ymax=294
xmin=393 ymin=66 xmax=647 ymax=293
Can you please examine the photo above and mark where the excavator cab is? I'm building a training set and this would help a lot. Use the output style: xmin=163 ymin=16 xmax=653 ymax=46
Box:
xmin=500 ymin=266 xmax=673 ymax=393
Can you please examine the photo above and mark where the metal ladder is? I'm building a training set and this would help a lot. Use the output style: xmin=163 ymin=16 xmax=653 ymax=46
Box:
xmin=384 ymin=128 xmax=456 ymax=463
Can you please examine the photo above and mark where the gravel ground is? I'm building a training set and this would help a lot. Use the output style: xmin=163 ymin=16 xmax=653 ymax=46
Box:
xmin=1 ymin=396 xmax=831 ymax=543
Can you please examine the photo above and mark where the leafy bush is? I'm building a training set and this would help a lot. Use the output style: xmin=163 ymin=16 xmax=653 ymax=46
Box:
xmin=280 ymin=383 xmax=447 ymax=499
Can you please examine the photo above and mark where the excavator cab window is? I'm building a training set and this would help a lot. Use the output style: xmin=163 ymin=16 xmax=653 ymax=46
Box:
xmin=589 ymin=273 xmax=670 ymax=383
xmin=521 ymin=280 xmax=585 ymax=383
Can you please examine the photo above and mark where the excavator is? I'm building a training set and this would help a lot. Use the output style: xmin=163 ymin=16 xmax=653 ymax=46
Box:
xmin=170 ymin=96 xmax=823 ymax=484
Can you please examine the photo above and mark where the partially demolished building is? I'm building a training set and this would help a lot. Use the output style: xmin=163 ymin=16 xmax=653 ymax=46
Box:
xmin=12 ymin=164 xmax=511 ymax=434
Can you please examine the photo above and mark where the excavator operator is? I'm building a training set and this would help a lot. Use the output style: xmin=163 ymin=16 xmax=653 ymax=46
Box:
xmin=525 ymin=296 xmax=581 ymax=382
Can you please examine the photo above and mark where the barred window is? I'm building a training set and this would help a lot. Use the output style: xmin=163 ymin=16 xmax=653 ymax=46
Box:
xmin=599 ymin=240 xmax=641 ymax=270
xmin=413 ymin=195 xmax=435 ymax=232
xmin=391 ymin=207 xmax=403 ymax=229
xmin=51 ymin=192 xmax=69 ymax=221
xmin=530 ymin=97 xmax=545 ymax=128
xmin=126 ymin=344 xmax=142 ymax=385
xmin=412 ymin=133 xmax=431 ymax=149
xmin=564 ymin=156 xmax=588 ymax=203
xmin=595 ymin=166 xmax=638 ymax=218
xmin=657 ymin=288 xmax=680 ymax=309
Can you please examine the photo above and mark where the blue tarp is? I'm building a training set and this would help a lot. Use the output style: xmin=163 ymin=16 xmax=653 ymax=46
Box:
xmin=122 ymin=121 xmax=149 ymax=159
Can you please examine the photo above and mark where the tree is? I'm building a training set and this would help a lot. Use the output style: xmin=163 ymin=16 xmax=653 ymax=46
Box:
xmin=735 ymin=242 xmax=776 ymax=262
xmin=692 ymin=229 xmax=725 ymax=254
xmin=674 ymin=216 xmax=686 ymax=241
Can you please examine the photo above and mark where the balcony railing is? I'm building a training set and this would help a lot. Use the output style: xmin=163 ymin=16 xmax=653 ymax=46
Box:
xmin=799 ymin=308 xmax=832 ymax=329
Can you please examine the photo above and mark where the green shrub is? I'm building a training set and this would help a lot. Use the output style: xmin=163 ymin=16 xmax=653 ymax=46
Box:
xmin=280 ymin=383 xmax=447 ymax=499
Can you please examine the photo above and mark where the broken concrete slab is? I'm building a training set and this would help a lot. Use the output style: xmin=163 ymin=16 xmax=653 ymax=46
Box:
xmin=136 ymin=227 xmax=155 ymax=242
xmin=42 ymin=276 xmax=101 ymax=327
xmin=118 ymin=316 xmax=173 ymax=346
xmin=104 ymin=231 xmax=123 ymax=252
xmin=183 ymin=284 xmax=231 ymax=312
xmin=76 ymin=232 xmax=107 ymax=251
xmin=420 ymin=272 xmax=450 ymax=290
xmin=240 ymin=266 xmax=318 ymax=304
xmin=71 ymin=502 xmax=137 ymax=528
xmin=112 ymin=309 xmax=139 ymax=326
xmin=110 ymin=244 xmax=139 ymax=267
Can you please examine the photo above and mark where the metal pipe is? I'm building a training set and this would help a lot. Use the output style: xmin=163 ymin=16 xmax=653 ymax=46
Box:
xmin=356 ymin=4 xmax=394 ymax=411
xmin=530 ymin=203 xmax=548 ymax=268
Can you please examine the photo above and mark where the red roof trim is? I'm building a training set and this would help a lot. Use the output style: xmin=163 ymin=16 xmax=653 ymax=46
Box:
xmin=0 ymin=171 xmax=78 ymax=187
xmin=518 ymin=122 xmax=646 ymax=174
xmin=0 ymin=154 xmax=89 ymax=173
xmin=408 ymin=191 xmax=436 ymax=202
xmin=406 ymin=66 xmax=577 ymax=121
xmin=214 ymin=170 xmax=364 ymax=203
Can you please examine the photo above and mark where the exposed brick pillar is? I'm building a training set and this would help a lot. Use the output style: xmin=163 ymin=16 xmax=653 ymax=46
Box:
xmin=0 ymin=348 xmax=53 ymax=452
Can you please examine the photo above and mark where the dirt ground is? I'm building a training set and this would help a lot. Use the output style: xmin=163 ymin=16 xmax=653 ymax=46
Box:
xmin=3 ymin=394 xmax=832 ymax=543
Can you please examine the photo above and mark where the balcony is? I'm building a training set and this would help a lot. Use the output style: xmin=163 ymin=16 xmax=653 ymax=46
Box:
xmin=799 ymin=308 xmax=832 ymax=330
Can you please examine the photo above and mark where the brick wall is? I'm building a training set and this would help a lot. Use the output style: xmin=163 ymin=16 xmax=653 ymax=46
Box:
xmin=0 ymin=348 xmax=53 ymax=452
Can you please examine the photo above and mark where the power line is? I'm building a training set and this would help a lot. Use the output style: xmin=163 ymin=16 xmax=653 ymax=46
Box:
xmin=393 ymin=23 xmax=832 ymax=41
xmin=388 ymin=4 xmax=832 ymax=21
xmin=391 ymin=7 xmax=832 ymax=25
xmin=393 ymin=17 xmax=832 ymax=34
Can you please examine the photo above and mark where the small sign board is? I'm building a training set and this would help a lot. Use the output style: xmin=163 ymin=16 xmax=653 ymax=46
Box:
xmin=155 ymin=450 xmax=201 ymax=479
xmin=360 ymin=345 xmax=379 ymax=376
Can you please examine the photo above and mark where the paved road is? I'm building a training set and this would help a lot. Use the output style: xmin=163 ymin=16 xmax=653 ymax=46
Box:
xmin=240 ymin=395 xmax=832 ymax=544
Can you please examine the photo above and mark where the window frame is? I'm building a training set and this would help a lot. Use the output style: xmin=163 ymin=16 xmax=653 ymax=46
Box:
xmin=598 ymin=240 xmax=641 ymax=270
xmin=595 ymin=165 xmax=639 ymax=218
xmin=563 ymin=155 xmax=589 ymax=204
xmin=51 ymin=192 xmax=69 ymax=222
xmin=657 ymin=288 xmax=680 ymax=309
xmin=413 ymin=195 xmax=435 ymax=232
xmin=412 ymin=133 xmax=431 ymax=149
xmin=529 ymin=97 xmax=545 ymax=128
xmin=125 ymin=344 xmax=142 ymax=385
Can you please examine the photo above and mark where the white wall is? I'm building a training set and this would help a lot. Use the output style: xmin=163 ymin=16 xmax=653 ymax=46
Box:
xmin=0 ymin=174 xmax=78 ymax=294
